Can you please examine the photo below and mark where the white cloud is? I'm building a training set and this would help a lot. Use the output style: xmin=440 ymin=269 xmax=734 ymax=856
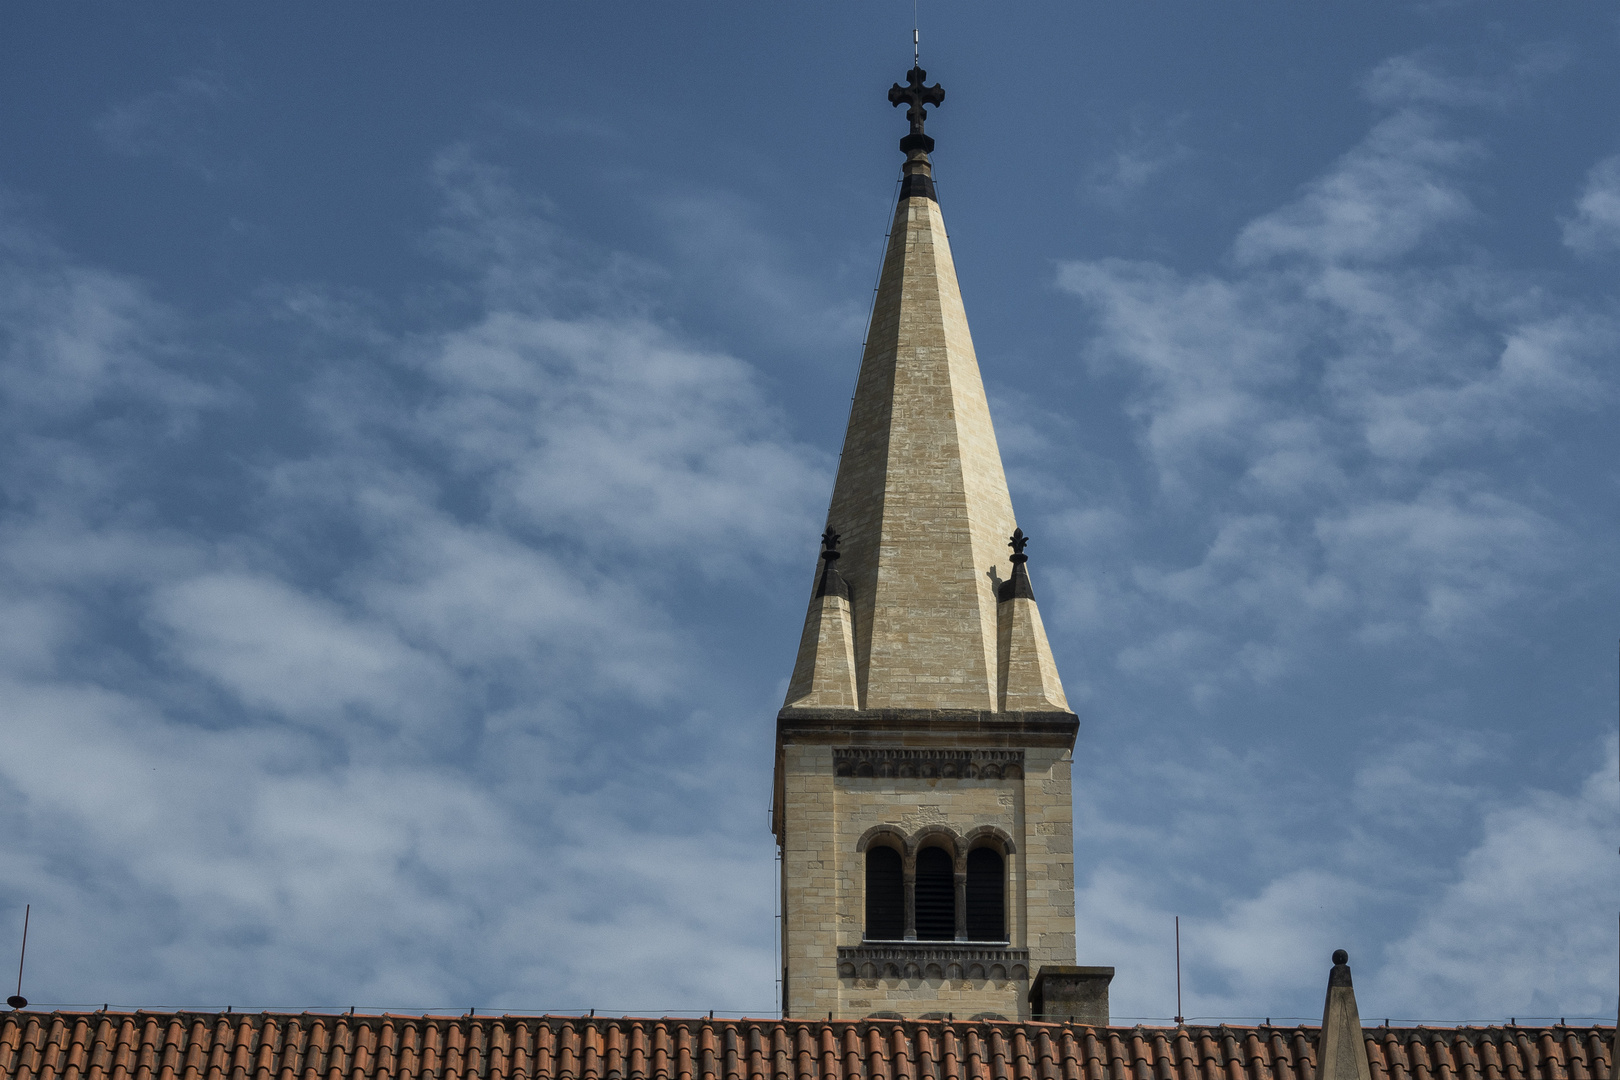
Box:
xmin=150 ymin=571 xmax=455 ymax=726
xmin=1036 ymin=53 xmax=1620 ymax=1028
xmin=1075 ymin=727 xmax=1616 ymax=1025
xmin=94 ymin=73 xmax=232 ymax=163
xmin=0 ymin=149 xmax=813 ymax=1013
xmin=1315 ymin=483 xmax=1559 ymax=641
xmin=1377 ymin=744 xmax=1619 ymax=1020
xmin=1563 ymin=154 xmax=1620 ymax=255
xmin=1235 ymin=110 xmax=1479 ymax=266
xmin=1083 ymin=112 xmax=1195 ymax=208
xmin=420 ymin=310 xmax=827 ymax=576
xmin=0 ymin=247 xmax=216 ymax=419
xmin=1052 ymin=54 xmax=1611 ymax=689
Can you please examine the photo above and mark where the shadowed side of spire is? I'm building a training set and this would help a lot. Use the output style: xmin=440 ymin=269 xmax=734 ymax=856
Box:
xmin=1319 ymin=951 xmax=1372 ymax=1080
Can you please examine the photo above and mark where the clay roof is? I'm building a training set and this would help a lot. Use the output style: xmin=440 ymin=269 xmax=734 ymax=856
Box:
xmin=2 ymin=1014 xmax=1611 ymax=1080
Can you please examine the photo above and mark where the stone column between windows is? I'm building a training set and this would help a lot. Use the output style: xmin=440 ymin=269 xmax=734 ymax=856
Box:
xmin=903 ymin=860 xmax=917 ymax=940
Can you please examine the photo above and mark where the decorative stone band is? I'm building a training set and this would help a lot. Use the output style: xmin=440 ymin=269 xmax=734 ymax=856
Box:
xmin=838 ymin=944 xmax=1031 ymax=982
xmin=833 ymin=748 xmax=1025 ymax=780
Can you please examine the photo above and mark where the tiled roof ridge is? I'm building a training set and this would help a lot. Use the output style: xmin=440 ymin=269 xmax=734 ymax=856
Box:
xmin=2 ymin=1011 xmax=1611 ymax=1080
xmin=3 ymin=1013 xmax=1611 ymax=1034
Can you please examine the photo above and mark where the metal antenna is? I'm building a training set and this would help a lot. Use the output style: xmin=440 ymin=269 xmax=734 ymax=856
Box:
xmin=7 ymin=905 xmax=28 ymax=1010
xmin=913 ymin=0 xmax=920 ymax=66
xmin=1174 ymin=915 xmax=1184 ymax=1025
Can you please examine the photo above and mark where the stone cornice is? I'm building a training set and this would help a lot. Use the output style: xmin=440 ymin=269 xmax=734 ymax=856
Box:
xmin=776 ymin=708 xmax=1078 ymax=749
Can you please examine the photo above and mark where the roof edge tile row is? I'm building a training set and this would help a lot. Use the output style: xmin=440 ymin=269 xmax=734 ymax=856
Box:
xmin=2 ymin=1013 xmax=1611 ymax=1080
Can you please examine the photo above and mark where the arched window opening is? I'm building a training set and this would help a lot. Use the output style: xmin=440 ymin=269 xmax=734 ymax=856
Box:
xmin=914 ymin=846 xmax=956 ymax=940
xmin=965 ymin=846 xmax=1006 ymax=942
xmin=864 ymin=845 xmax=904 ymax=940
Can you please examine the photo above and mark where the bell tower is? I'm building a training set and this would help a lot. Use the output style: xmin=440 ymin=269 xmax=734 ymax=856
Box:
xmin=771 ymin=65 xmax=1097 ymax=1022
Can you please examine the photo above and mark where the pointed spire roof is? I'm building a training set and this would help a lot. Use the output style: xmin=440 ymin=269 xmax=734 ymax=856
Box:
xmin=782 ymin=68 xmax=1069 ymax=715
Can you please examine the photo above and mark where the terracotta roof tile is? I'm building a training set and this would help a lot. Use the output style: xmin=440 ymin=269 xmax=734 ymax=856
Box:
xmin=1 ymin=1017 xmax=1612 ymax=1080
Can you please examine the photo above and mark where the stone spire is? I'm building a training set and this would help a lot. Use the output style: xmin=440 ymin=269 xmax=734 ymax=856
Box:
xmin=783 ymin=67 xmax=1068 ymax=714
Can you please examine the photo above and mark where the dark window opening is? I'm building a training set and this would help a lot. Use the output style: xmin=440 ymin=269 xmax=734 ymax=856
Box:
xmin=865 ymin=846 xmax=904 ymax=940
xmin=914 ymin=846 xmax=956 ymax=940
xmin=965 ymin=846 xmax=1006 ymax=941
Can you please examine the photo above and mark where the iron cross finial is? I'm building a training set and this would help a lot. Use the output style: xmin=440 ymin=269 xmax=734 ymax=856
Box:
xmin=889 ymin=66 xmax=944 ymax=147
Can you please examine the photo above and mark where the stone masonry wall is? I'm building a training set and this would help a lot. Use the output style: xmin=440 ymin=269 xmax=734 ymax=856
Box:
xmin=781 ymin=736 xmax=1076 ymax=1021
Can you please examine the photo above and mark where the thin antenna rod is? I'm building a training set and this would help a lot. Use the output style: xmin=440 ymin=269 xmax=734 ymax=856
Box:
xmin=1175 ymin=916 xmax=1184 ymax=1025
xmin=913 ymin=0 xmax=920 ymax=66
xmin=7 ymin=905 xmax=28 ymax=1011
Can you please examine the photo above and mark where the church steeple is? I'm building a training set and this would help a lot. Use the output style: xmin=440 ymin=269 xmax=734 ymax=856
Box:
xmin=772 ymin=64 xmax=1089 ymax=1025
xmin=783 ymin=65 xmax=1068 ymax=715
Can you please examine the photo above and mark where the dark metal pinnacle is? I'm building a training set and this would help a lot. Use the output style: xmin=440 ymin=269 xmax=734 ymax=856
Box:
xmin=999 ymin=529 xmax=1035 ymax=602
xmin=888 ymin=66 xmax=944 ymax=152
xmin=1009 ymin=528 xmax=1030 ymax=562
xmin=816 ymin=528 xmax=849 ymax=600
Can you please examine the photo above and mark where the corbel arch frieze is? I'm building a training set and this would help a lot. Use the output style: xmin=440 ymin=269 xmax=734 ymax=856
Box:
xmin=833 ymin=748 xmax=1026 ymax=780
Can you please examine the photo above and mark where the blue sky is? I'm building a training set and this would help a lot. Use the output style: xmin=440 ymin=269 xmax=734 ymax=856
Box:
xmin=1 ymin=2 xmax=1617 ymax=1024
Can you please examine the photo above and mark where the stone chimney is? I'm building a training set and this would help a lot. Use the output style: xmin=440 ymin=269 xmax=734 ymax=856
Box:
xmin=1029 ymin=966 xmax=1114 ymax=1025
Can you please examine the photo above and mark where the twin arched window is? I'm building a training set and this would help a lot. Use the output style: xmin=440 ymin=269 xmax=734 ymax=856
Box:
xmin=864 ymin=842 xmax=1006 ymax=942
